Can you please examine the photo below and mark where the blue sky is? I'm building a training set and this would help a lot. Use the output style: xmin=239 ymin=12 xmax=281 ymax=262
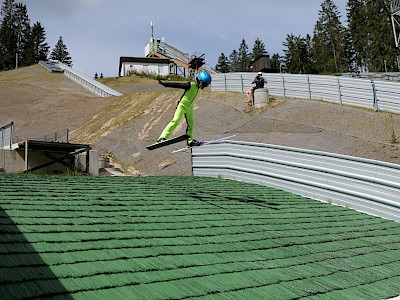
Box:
xmin=20 ymin=0 xmax=347 ymax=77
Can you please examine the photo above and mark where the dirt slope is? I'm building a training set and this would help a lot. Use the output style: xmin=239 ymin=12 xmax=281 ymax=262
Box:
xmin=1 ymin=65 xmax=400 ymax=176
xmin=0 ymin=65 xmax=115 ymax=140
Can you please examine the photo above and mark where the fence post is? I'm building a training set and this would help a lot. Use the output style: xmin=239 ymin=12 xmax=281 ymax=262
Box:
xmin=307 ymin=76 xmax=311 ymax=100
xmin=241 ymin=75 xmax=244 ymax=93
xmin=371 ymin=79 xmax=378 ymax=111
xmin=224 ymin=74 xmax=227 ymax=92
xmin=66 ymin=129 xmax=69 ymax=143
xmin=337 ymin=77 xmax=342 ymax=105
xmin=282 ymin=75 xmax=286 ymax=99
xmin=24 ymin=140 xmax=28 ymax=171
xmin=10 ymin=122 xmax=13 ymax=148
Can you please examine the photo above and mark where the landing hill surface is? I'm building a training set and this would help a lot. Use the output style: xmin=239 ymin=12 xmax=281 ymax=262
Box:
xmin=1 ymin=65 xmax=399 ymax=176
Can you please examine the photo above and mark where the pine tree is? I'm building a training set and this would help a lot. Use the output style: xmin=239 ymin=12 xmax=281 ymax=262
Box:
xmin=30 ymin=21 xmax=49 ymax=62
xmin=312 ymin=0 xmax=347 ymax=74
xmin=237 ymin=39 xmax=251 ymax=72
xmin=0 ymin=0 xmax=17 ymax=70
xmin=228 ymin=49 xmax=239 ymax=72
xmin=347 ymin=0 xmax=399 ymax=72
xmin=283 ymin=34 xmax=311 ymax=73
xmin=50 ymin=36 xmax=72 ymax=66
xmin=215 ymin=52 xmax=229 ymax=73
xmin=347 ymin=0 xmax=368 ymax=71
xmin=304 ymin=34 xmax=317 ymax=73
xmin=364 ymin=0 xmax=398 ymax=71
xmin=251 ymin=38 xmax=267 ymax=61
xmin=14 ymin=3 xmax=31 ymax=67
xmin=270 ymin=53 xmax=282 ymax=72
xmin=344 ymin=29 xmax=357 ymax=72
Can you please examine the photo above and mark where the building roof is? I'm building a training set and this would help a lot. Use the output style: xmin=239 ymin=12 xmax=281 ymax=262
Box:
xmin=1 ymin=174 xmax=400 ymax=299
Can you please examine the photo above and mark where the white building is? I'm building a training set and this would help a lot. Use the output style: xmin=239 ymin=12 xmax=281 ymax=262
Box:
xmin=119 ymin=56 xmax=170 ymax=77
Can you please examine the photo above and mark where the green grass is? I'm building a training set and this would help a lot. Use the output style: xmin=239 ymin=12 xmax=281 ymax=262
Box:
xmin=1 ymin=174 xmax=400 ymax=299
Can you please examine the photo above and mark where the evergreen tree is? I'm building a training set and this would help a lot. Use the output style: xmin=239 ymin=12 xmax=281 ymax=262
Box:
xmin=347 ymin=0 xmax=398 ymax=72
xmin=50 ymin=36 xmax=72 ymax=66
xmin=344 ymin=29 xmax=357 ymax=72
xmin=0 ymin=39 xmax=4 ymax=69
xmin=364 ymin=0 xmax=398 ymax=71
xmin=304 ymin=34 xmax=317 ymax=73
xmin=312 ymin=0 xmax=347 ymax=74
xmin=30 ymin=21 xmax=49 ymax=62
xmin=237 ymin=39 xmax=251 ymax=72
xmin=215 ymin=52 xmax=229 ymax=73
xmin=0 ymin=0 xmax=17 ymax=70
xmin=270 ymin=53 xmax=282 ymax=72
xmin=228 ymin=49 xmax=239 ymax=72
xmin=251 ymin=38 xmax=267 ymax=60
xmin=14 ymin=3 xmax=31 ymax=67
xmin=283 ymin=34 xmax=311 ymax=73
xmin=347 ymin=0 xmax=368 ymax=71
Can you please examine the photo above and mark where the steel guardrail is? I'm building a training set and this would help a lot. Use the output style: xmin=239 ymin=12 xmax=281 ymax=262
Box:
xmin=211 ymin=73 xmax=400 ymax=114
xmin=192 ymin=140 xmax=400 ymax=223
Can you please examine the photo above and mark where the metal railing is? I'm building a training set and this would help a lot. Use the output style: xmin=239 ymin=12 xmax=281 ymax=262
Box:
xmin=211 ymin=73 xmax=400 ymax=114
xmin=0 ymin=122 xmax=13 ymax=149
xmin=192 ymin=140 xmax=400 ymax=223
xmin=56 ymin=62 xmax=123 ymax=97
xmin=32 ymin=128 xmax=69 ymax=143
xmin=38 ymin=60 xmax=64 ymax=73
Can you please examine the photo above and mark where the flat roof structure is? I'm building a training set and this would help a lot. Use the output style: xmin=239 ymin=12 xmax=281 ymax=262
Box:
xmin=17 ymin=140 xmax=91 ymax=173
xmin=1 ymin=174 xmax=400 ymax=299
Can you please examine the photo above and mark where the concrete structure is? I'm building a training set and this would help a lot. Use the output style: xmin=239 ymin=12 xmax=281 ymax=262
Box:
xmin=253 ymin=88 xmax=270 ymax=108
xmin=0 ymin=143 xmax=99 ymax=176
xmin=76 ymin=150 xmax=99 ymax=176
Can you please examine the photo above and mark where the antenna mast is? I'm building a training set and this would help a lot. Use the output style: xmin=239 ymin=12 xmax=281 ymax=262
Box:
xmin=150 ymin=21 xmax=154 ymax=39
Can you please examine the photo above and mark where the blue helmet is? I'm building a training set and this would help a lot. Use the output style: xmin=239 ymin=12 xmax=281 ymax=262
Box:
xmin=197 ymin=70 xmax=212 ymax=85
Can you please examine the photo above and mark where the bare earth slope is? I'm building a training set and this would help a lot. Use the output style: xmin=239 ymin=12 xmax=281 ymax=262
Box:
xmin=0 ymin=65 xmax=115 ymax=140
xmin=1 ymin=65 xmax=399 ymax=176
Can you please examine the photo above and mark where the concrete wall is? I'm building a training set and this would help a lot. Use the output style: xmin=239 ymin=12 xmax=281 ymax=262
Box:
xmin=76 ymin=150 xmax=99 ymax=176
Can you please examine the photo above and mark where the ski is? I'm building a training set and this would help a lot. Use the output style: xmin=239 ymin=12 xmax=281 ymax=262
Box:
xmin=172 ymin=134 xmax=237 ymax=153
xmin=146 ymin=134 xmax=189 ymax=150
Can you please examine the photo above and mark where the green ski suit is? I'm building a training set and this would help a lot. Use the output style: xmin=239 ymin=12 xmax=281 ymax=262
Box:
xmin=158 ymin=81 xmax=201 ymax=143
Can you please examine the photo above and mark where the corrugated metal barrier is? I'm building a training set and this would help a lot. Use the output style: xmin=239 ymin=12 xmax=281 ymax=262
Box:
xmin=192 ymin=140 xmax=400 ymax=223
xmin=211 ymin=73 xmax=400 ymax=114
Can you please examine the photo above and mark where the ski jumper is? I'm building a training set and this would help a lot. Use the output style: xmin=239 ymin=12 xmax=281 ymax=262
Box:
xmin=158 ymin=81 xmax=201 ymax=143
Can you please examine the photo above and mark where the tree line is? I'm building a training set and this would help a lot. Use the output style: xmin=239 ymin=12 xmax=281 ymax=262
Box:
xmin=0 ymin=0 xmax=72 ymax=71
xmin=1 ymin=0 xmax=398 ymax=75
xmin=215 ymin=0 xmax=399 ymax=74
